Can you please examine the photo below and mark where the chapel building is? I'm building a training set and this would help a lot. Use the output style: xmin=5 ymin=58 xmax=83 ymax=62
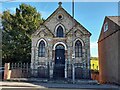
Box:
xmin=31 ymin=2 xmax=91 ymax=79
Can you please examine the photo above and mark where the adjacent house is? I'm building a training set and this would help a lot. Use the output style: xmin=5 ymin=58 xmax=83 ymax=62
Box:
xmin=98 ymin=16 xmax=120 ymax=84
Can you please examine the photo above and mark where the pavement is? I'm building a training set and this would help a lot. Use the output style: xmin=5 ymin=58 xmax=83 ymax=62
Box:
xmin=8 ymin=78 xmax=99 ymax=84
xmin=0 ymin=81 xmax=120 ymax=90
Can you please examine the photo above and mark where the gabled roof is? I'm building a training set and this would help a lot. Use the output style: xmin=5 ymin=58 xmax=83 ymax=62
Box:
xmin=43 ymin=3 xmax=91 ymax=36
xmin=98 ymin=16 xmax=120 ymax=42
xmin=107 ymin=16 xmax=120 ymax=26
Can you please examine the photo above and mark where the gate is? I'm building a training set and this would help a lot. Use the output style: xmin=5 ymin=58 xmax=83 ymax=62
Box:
xmin=53 ymin=44 xmax=65 ymax=78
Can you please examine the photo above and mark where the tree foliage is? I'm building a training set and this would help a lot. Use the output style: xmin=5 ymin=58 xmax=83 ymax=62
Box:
xmin=91 ymin=57 xmax=98 ymax=60
xmin=2 ymin=3 xmax=43 ymax=63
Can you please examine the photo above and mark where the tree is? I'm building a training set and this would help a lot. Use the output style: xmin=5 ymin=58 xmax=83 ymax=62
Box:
xmin=2 ymin=3 xmax=43 ymax=63
xmin=91 ymin=57 xmax=98 ymax=60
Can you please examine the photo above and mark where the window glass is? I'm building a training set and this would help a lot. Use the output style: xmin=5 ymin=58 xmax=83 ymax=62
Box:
xmin=104 ymin=22 xmax=108 ymax=32
xmin=75 ymin=40 xmax=82 ymax=57
xmin=38 ymin=41 xmax=45 ymax=57
xmin=56 ymin=26 xmax=64 ymax=37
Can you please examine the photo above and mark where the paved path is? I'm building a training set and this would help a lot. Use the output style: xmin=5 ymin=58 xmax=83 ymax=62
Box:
xmin=0 ymin=81 xmax=120 ymax=90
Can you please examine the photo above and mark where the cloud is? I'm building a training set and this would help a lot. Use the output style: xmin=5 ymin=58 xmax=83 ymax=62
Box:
xmin=90 ymin=41 xmax=98 ymax=49
xmin=90 ymin=41 xmax=98 ymax=57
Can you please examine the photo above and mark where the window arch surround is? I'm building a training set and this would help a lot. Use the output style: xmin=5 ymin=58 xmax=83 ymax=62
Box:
xmin=36 ymin=39 xmax=47 ymax=47
xmin=36 ymin=39 xmax=47 ymax=57
xmin=74 ymin=38 xmax=84 ymax=47
xmin=74 ymin=38 xmax=84 ymax=58
xmin=53 ymin=42 xmax=67 ymax=50
xmin=75 ymin=40 xmax=82 ymax=57
xmin=55 ymin=24 xmax=65 ymax=37
xmin=38 ymin=40 xmax=45 ymax=57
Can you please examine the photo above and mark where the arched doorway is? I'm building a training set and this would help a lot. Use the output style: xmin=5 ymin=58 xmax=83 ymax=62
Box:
xmin=53 ymin=44 xmax=65 ymax=78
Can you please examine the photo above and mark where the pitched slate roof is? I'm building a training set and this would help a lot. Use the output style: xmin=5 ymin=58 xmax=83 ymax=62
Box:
xmin=98 ymin=16 xmax=120 ymax=42
xmin=107 ymin=16 xmax=120 ymax=26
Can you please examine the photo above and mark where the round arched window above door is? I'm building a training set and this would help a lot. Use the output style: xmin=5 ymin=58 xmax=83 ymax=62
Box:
xmin=56 ymin=44 xmax=65 ymax=49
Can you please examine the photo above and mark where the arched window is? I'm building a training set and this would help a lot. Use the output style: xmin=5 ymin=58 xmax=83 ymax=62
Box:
xmin=38 ymin=41 xmax=45 ymax=57
xmin=75 ymin=40 xmax=82 ymax=57
xmin=56 ymin=26 xmax=64 ymax=37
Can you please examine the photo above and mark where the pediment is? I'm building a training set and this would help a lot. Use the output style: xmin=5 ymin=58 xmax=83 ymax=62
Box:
xmin=43 ymin=5 xmax=91 ymax=37
xmin=38 ymin=30 xmax=47 ymax=37
xmin=75 ymin=29 xmax=84 ymax=37
xmin=32 ymin=25 xmax=54 ymax=37
xmin=66 ymin=24 xmax=90 ymax=36
xmin=76 ymin=24 xmax=91 ymax=35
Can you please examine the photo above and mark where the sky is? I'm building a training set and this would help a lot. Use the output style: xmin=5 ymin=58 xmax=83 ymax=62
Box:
xmin=0 ymin=1 xmax=119 ymax=57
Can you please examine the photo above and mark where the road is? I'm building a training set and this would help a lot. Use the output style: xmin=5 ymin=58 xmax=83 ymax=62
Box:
xmin=1 ymin=87 xmax=120 ymax=90
xmin=0 ymin=81 xmax=120 ymax=90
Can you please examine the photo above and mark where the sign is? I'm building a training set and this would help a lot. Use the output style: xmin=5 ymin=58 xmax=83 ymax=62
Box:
xmin=72 ymin=54 xmax=75 ymax=59
xmin=48 ymin=38 xmax=51 ymax=41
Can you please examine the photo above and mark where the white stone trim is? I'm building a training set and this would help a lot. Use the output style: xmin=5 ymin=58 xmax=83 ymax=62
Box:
xmin=74 ymin=38 xmax=84 ymax=47
xmin=36 ymin=38 xmax=47 ymax=47
xmin=73 ymin=38 xmax=85 ymax=59
xmin=53 ymin=42 xmax=67 ymax=50
xmin=55 ymin=24 xmax=65 ymax=37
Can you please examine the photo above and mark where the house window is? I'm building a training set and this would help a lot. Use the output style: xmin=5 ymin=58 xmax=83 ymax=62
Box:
xmin=38 ymin=41 xmax=45 ymax=57
xmin=104 ymin=22 xmax=108 ymax=32
xmin=75 ymin=40 xmax=82 ymax=57
xmin=56 ymin=26 xmax=64 ymax=37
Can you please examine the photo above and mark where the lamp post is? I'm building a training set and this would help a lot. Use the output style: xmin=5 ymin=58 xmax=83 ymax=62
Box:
xmin=72 ymin=54 xmax=75 ymax=83
xmin=72 ymin=0 xmax=75 ymax=83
